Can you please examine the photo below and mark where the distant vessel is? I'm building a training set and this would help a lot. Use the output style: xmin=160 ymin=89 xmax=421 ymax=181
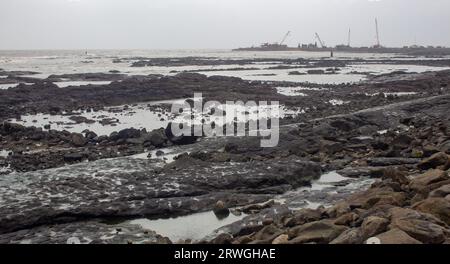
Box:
xmin=234 ymin=31 xmax=291 ymax=51
xmin=233 ymin=43 xmax=290 ymax=51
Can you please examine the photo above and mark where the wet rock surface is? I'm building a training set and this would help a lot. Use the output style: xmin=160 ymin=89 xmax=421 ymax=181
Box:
xmin=1 ymin=56 xmax=450 ymax=243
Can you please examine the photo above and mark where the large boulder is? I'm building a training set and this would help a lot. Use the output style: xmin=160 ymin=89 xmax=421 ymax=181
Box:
xmin=361 ymin=216 xmax=390 ymax=239
xmin=330 ymin=228 xmax=364 ymax=244
xmin=382 ymin=168 xmax=410 ymax=186
xmin=116 ymin=128 xmax=141 ymax=140
xmin=324 ymin=201 xmax=351 ymax=218
xmin=70 ymin=133 xmax=87 ymax=147
xmin=334 ymin=212 xmax=359 ymax=226
xmin=165 ymin=123 xmax=198 ymax=145
xmin=418 ymin=152 xmax=450 ymax=170
xmin=144 ymin=129 xmax=167 ymax=147
xmin=429 ymin=184 xmax=450 ymax=198
xmin=283 ymin=208 xmax=323 ymax=227
xmin=409 ymin=169 xmax=449 ymax=193
xmin=63 ymin=153 xmax=86 ymax=163
xmin=374 ymin=228 xmax=422 ymax=244
xmin=249 ymin=225 xmax=284 ymax=244
xmin=287 ymin=220 xmax=348 ymax=244
xmin=413 ymin=198 xmax=450 ymax=224
xmin=346 ymin=187 xmax=407 ymax=209
xmin=367 ymin=157 xmax=420 ymax=167
xmin=213 ymin=200 xmax=230 ymax=218
xmin=272 ymin=234 xmax=289 ymax=245
xmin=388 ymin=207 xmax=448 ymax=244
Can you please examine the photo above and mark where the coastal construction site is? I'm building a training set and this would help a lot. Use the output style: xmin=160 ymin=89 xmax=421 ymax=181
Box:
xmin=234 ymin=19 xmax=450 ymax=56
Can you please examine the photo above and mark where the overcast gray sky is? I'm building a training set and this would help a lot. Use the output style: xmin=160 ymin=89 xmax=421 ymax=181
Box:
xmin=0 ymin=0 xmax=449 ymax=50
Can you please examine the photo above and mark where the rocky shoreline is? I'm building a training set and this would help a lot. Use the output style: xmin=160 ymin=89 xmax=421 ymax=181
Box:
xmin=0 ymin=55 xmax=449 ymax=244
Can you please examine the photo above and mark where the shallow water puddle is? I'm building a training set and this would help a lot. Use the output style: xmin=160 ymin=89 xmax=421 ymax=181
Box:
xmin=274 ymin=171 xmax=371 ymax=210
xmin=329 ymin=99 xmax=350 ymax=106
xmin=128 ymin=211 xmax=247 ymax=242
xmin=54 ymin=81 xmax=112 ymax=88
xmin=0 ymin=150 xmax=11 ymax=158
xmin=276 ymin=87 xmax=308 ymax=97
xmin=11 ymin=101 xmax=175 ymax=136
xmin=0 ymin=83 xmax=33 ymax=89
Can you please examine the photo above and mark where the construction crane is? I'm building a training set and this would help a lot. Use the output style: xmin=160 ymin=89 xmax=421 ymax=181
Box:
xmin=347 ymin=28 xmax=351 ymax=47
xmin=314 ymin=32 xmax=327 ymax=48
xmin=374 ymin=18 xmax=381 ymax=48
xmin=279 ymin=31 xmax=291 ymax=45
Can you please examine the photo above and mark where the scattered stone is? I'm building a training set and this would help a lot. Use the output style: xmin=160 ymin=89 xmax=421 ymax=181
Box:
xmin=374 ymin=228 xmax=422 ymax=244
xmin=213 ymin=201 xmax=230 ymax=217
xmin=389 ymin=207 xmax=448 ymax=244
xmin=361 ymin=216 xmax=390 ymax=239
xmin=429 ymin=184 xmax=450 ymax=198
xmin=418 ymin=152 xmax=449 ymax=170
xmin=71 ymin=133 xmax=87 ymax=147
xmin=409 ymin=169 xmax=449 ymax=193
xmin=272 ymin=234 xmax=289 ymax=244
xmin=413 ymin=198 xmax=450 ymax=224
xmin=330 ymin=228 xmax=364 ymax=244
xmin=287 ymin=220 xmax=348 ymax=244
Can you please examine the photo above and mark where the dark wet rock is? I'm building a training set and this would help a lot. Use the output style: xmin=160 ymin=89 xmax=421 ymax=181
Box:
xmin=337 ymin=167 xmax=385 ymax=178
xmin=213 ymin=201 xmax=230 ymax=218
xmin=71 ymin=133 xmax=87 ymax=147
xmin=63 ymin=153 xmax=87 ymax=163
xmin=391 ymin=134 xmax=413 ymax=149
xmin=0 ymin=221 xmax=169 ymax=244
xmin=283 ymin=208 xmax=323 ymax=227
xmin=144 ymin=129 xmax=167 ymax=147
xmin=164 ymin=123 xmax=199 ymax=145
xmin=84 ymin=130 xmax=98 ymax=141
xmin=0 ymin=152 xmax=323 ymax=234
xmin=69 ymin=116 xmax=95 ymax=124
xmin=115 ymin=128 xmax=141 ymax=140
xmin=307 ymin=69 xmax=326 ymax=75
xmin=367 ymin=157 xmax=421 ymax=167
xmin=46 ymin=72 xmax=126 ymax=82
xmin=288 ymin=71 xmax=305 ymax=76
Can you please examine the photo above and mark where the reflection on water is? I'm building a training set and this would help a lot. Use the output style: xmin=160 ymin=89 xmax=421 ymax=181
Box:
xmin=128 ymin=210 xmax=246 ymax=242
xmin=54 ymin=81 xmax=112 ymax=88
